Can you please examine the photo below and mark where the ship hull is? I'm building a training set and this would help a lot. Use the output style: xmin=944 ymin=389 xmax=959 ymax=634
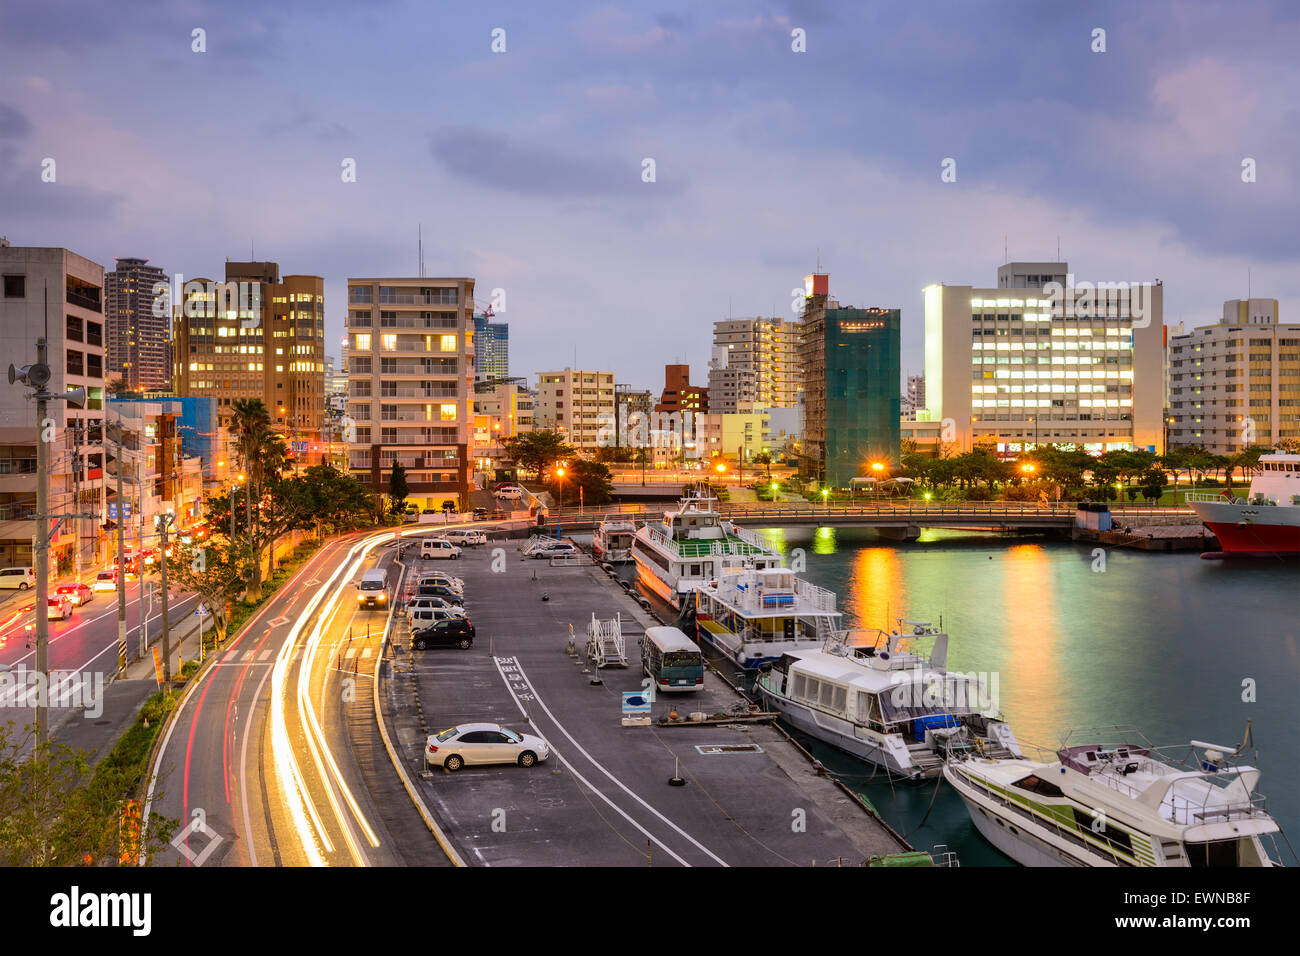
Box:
xmin=1189 ymin=500 xmax=1300 ymax=555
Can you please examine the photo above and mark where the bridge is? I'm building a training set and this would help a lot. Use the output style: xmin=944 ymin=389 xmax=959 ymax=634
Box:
xmin=538 ymin=502 xmax=1196 ymax=541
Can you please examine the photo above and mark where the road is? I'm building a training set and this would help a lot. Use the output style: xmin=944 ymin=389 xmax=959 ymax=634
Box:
xmin=142 ymin=527 xmax=457 ymax=867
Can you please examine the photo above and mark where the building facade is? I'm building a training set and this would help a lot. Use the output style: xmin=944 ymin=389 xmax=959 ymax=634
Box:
xmin=172 ymin=261 xmax=327 ymax=455
xmin=345 ymin=277 xmax=476 ymax=510
xmin=712 ymin=316 xmax=800 ymax=409
xmin=0 ymin=243 xmax=108 ymax=572
xmin=534 ymin=369 xmax=615 ymax=452
xmin=923 ymin=262 xmax=1164 ymax=455
xmin=104 ymin=257 xmax=170 ymax=391
xmin=473 ymin=314 xmax=509 ymax=382
xmin=1168 ymin=299 xmax=1300 ymax=453
xmin=655 ymin=364 xmax=708 ymax=415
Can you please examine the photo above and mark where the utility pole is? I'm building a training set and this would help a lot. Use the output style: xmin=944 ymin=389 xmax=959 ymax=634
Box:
xmin=108 ymin=414 xmax=129 ymax=674
xmin=157 ymin=512 xmax=174 ymax=682
xmin=137 ymin=455 xmax=146 ymax=659
xmin=8 ymin=335 xmax=89 ymax=748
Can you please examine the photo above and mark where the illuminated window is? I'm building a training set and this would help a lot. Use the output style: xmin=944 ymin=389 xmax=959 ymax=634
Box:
xmin=381 ymin=334 xmax=396 ymax=351
xmin=440 ymin=403 xmax=457 ymax=421
xmin=440 ymin=334 xmax=457 ymax=352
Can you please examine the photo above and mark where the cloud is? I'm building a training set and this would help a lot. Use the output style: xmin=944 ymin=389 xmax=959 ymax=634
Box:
xmin=0 ymin=104 xmax=33 ymax=139
xmin=430 ymin=126 xmax=685 ymax=198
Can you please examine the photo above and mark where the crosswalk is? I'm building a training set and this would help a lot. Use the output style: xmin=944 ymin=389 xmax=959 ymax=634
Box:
xmin=0 ymin=673 xmax=97 ymax=709
xmin=220 ymin=647 xmax=276 ymax=664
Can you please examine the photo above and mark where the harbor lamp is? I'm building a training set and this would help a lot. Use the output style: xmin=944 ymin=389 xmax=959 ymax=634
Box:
xmin=821 ymin=487 xmax=829 ymax=508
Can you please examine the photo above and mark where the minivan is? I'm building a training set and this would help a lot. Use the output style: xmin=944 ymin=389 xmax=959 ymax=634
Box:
xmin=0 ymin=567 xmax=35 ymax=590
xmin=356 ymin=568 xmax=390 ymax=608
xmin=529 ymin=541 xmax=578 ymax=560
xmin=416 ymin=572 xmax=463 ymax=591
xmin=412 ymin=584 xmax=464 ymax=606
xmin=408 ymin=605 xmax=468 ymax=629
xmin=420 ymin=538 xmax=462 ymax=560
xmin=406 ymin=595 xmax=463 ymax=614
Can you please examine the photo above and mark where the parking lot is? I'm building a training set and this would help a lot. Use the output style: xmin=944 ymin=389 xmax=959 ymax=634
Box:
xmin=380 ymin=535 xmax=905 ymax=867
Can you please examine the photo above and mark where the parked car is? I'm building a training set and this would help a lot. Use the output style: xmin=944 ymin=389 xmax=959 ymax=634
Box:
xmin=406 ymin=595 xmax=464 ymax=613
xmin=411 ymin=617 xmax=476 ymax=650
xmin=420 ymin=538 xmax=462 ymax=560
xmin=495 ymin=485 xmax=524 ymax=500
xmin=0 ymin=567 xmax=35 ymax=590
xmin=472 ymin=507 xmax=489 ymax=521
xmin=424 ymin=722 xmax=549 ymax=771
xmin=92 ymin=570 xmax=119 ymax=592
xmin=408 ymin=605 xmax=470 ymax=629
xmin=416 ymin=572 xmax=463 ymax=591
xmin=442 ymin=529 xmax=486 ymax=546
xmin=412 ymin=584 xmax=464 ymax=606
xmin=56 ymin=583 xmax=94 ymax=606
xmin=440 ymin=499 xmax=457 ymax=513
xmin=530 ymin=541 xmax=578 ymax=559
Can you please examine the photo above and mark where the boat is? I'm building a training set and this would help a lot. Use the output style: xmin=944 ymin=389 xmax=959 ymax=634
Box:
xmin=944 ymin=724 xmax=1287 ymax=867
xmin=593 ymin=518 xmax=637 ymax=563
xmin=755 ymin=622 xmax=1021 ymax=779
xmin=693 ymin=567 xmax=843 ymax=669
xmin=630 ymin=491 xmax=783 ymax=609
xmin=1187 ymin=452 xmax=1300 ymax=556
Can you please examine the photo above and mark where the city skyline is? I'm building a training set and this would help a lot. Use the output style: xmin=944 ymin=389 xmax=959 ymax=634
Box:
xmin=0 ymin=1 xmax=1295 ymax=389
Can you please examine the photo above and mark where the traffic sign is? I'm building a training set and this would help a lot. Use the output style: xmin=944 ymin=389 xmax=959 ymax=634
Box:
xmin=108 ymin=502 xmax=133 ymax=520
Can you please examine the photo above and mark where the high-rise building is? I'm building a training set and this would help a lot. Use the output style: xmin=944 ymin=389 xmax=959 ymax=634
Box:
xmin=655 ymin=364 xmax=708 ymax=415
xmin=0 ymin=243 xmax=107 ymax=571
xmin=104 ymin=257 xmax=171 ymax=391
xmin=923 ymin=261 xmax=1164 ymax=454
xmin=345 ymin=277 xmax=475 ymax=509
xmin=473 ymin=313 xmax=509 ymax=383
xmin=534 ymin=369 xmax=615 ymax=451
xmin=707 ymin=345 xmax=759 ymax=414
xmin=1168 ymin=299 xmax=1300 ymax=453
xmin=798 ymin=273 xmax=901 ymax=486
xmin=172 ymin=261 xmax=327 ymax=456
xmin=902 ymin=374 xmax=926 ymax=421
xmin=711 ymin=316 xmax=800 ymax=409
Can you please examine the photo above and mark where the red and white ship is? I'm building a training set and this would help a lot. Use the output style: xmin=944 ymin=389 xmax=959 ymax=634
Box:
xmin=1188 ymin=453 xmax=1300 ymax=557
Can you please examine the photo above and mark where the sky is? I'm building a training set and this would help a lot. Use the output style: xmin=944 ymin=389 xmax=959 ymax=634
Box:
xmin=1 ymin=0 xmax=1297 ymax=392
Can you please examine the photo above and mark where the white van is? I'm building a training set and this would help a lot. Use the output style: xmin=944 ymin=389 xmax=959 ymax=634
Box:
xmin=408 ymin=605 xmax=468 ymax=629
xmin=356 ymin=568 xmax=390 ymax=609
xmin=421 ymin=538 xmax=462 ymax=560
xmin=0 ymin=567 xmax=35 ymax=590
xmin=416 ymin=572 xmax=463 ymax=592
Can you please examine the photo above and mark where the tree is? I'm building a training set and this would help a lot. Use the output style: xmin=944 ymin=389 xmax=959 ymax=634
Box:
xmin=753 ymin=452 xmax=773 ymax=482
xmin=106 ymin=378 xmax=133 ymax=398
xmin=545 ymin=459 xmax=614 ymax=506
xmin=160 ymin=536 xmax=250 ymax=645
xmin=501 ymin=430 xmax=576 ymax=479
xmin=388 ymin=462 xmax=409 ymax=516
xmin=298 ymin=464 xmax=374 ymax=533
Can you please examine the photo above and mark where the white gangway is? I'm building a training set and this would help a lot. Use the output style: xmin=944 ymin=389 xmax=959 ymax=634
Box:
xmin=586 ymin=612 xmax=628 ymax=668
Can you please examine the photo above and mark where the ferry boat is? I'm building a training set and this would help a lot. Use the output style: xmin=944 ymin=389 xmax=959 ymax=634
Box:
xmin=693 ymin=567 xmax=843 ymax=670
xmin=756 ymin=622 xmax=1021 ymax=779
xmin=592 ymin=518 xmax=637 ymax=564
xmin=630 ymin=492 xmax=783 ymax=609
xmin=944 ymin=724 xmax=1286 ymax=867
xmin=1187 ymin=452 xmax=1300 ymax=556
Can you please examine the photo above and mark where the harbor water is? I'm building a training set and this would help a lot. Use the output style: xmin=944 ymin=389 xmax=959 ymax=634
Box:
xmin=757 ymin=527 xmax=1300 ymax=865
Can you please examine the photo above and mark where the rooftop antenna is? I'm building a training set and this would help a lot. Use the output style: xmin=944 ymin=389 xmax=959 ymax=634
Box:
xmin=1056 ymin=235 xmax=1061 ymax=260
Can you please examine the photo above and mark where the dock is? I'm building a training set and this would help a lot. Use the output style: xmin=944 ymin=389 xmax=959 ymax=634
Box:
xmin=376 ymin=537 xmax=910 ymax=866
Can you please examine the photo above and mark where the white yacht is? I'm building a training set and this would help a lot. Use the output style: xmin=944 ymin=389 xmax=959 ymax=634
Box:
xmin=756 ymin=622 xmax=1021 ymax=779
xmin=631 ymin=492 xmax=782 ymax=609
xmin=693 ymin=567 xmax=842 ymax=670
xmin=944 ymin=724 xmax=1286 ymax=867
xmin=593 ymin=518 xmax=637 ymax=564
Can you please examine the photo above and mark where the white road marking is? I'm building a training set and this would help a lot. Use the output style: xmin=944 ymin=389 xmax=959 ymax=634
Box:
xmin=497 ymin=655 xmax=728 ymax=867
xmin=360 ymin=647 xmax=372 ymax=659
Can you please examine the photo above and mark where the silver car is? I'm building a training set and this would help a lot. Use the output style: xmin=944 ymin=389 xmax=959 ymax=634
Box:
xmin=425 ymin=722 xmax=550 ymax=772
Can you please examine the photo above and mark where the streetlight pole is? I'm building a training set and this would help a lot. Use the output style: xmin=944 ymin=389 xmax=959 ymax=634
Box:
xmin=157 ymin=512 xmax=173 ymax=682
xmin=555 ymin=464 xmax=565 ymax=540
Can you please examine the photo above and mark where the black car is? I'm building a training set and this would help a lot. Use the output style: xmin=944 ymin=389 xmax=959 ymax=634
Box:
xmin=413 ymin=584 xmax=464 ymax=605
xmin=472 ymin=507 xmax=489 ymax=521
xmin=413 ymin=618 xmax=475 ymax=650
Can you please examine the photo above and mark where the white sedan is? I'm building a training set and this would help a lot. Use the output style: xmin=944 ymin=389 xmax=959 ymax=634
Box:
xmin=425 ymin=722 xmax=550 ymax=772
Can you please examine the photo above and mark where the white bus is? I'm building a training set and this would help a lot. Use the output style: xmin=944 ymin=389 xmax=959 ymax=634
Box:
xmin=640 ymin=626 xmax=704 ymax=692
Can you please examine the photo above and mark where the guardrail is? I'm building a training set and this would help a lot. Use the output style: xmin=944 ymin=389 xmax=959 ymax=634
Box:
xmin=540 ymin=502 xmax=1197 ymax=525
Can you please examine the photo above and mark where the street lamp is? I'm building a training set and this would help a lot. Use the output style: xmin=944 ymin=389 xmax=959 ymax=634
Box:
xmin=555 ymin=464 xmax=565 ymax=540
xmin=821 ymin=487 xmax=829 ymax=508
xmin=1021 ymin=463 xmax=1036 ymax=475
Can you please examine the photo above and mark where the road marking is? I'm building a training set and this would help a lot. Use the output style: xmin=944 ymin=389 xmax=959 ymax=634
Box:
xmin=344 ymin=648 xmax=356 ymax=660
xmin=360 ymin=647 xmax=372 ymax=659
xmin=258 ymin=649 xmax=273 ymax=661
xmin=496 ymin=655 xmax=728 ymax=867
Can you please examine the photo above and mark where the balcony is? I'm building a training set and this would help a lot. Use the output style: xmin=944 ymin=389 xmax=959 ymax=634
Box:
xmin=379 ymin=385 xmax=460 ymax=399
xmin=66 ymin=284 xmax=102 ymax=314
xmin=378 ymin=314 xmax=459 ymax=330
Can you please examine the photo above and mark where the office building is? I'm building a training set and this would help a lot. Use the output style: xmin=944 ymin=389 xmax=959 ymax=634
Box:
xmin=173 ymin=261 xmax=327 ymax=456
xmin=655 ymin=364 xmax=708 ymax=415
xmin=707 ymin=346 xmax=759 ymax=414
xmin=923 ymin=261 xmax=1164 ymax=454
xmin=1168 ymin=299 xmax=1300 ymax=453
xmin=0 ymin=243 xmax=107 ymax=571
xmin=473 ymin=313 xmax=509 ymax=382
xmin=345 ymin=277 xmax=476 ymax=510
xmin=798 ymin=273 xmax=901 ymax=486
xmin=104 ymin=257 xmax=171 ymax=391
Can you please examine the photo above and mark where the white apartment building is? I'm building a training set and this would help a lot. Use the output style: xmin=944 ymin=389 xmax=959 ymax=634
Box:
xmin=344 ymin=277 xmax=475 ymax=509
xmin=0 ymin=243 xmax=108 ymax=572
xmin=1168 ymin=299 xmax=1300 ymax=454
xmin=534 ymin=369 xmax=614 ymax=452
xmin=711 ymin=316 xmax=800 ymax=410
xmin=923 ymin=261 xmax=1164 ymax=455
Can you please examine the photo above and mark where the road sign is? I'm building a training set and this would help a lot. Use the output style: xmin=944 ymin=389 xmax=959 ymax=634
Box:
xmin=196 ymin=602 xmax=207 ymax=617
xmin=108 ymin=502 xmax=133 ymax=520
xmin=151 ymin=647 xmax=164 ymax=687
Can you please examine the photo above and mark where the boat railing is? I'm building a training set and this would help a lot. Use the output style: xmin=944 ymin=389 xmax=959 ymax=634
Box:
xmin=1185 ymin=490 xmax=1240 ymax=504
xmin=714 ymin=576 xmax=838 ymax=613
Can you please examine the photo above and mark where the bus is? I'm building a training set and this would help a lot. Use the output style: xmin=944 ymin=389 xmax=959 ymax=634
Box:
xmin=640 ymin=626 xmax=704 ymax=692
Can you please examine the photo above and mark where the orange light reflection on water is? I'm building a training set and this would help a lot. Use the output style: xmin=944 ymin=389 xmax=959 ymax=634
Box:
xmin=997 ymin=543 xmax=1064 ymax=752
